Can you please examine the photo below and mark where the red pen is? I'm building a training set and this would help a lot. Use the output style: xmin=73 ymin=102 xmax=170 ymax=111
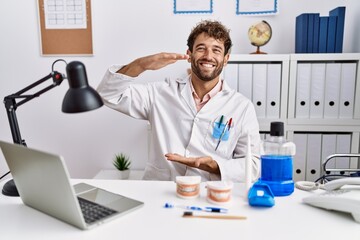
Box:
xmin=227 ymin=118 xmax=233 ymax=131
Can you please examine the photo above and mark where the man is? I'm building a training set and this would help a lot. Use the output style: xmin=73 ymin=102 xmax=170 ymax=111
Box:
xmin=97 ymin=20 xmax=261 ymax=182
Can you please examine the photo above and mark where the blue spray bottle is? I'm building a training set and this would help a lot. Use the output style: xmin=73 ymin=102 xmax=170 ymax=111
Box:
xmin=259 ymin=122 xmax=296 ymax=196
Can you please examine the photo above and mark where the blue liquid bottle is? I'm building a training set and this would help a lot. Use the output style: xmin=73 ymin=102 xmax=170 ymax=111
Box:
xmin=260 ymin=122 xmax=296 ymax=196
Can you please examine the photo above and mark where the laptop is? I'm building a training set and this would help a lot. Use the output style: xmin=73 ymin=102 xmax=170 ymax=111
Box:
xmin=0 ymin=140 xmax=144 ymax=230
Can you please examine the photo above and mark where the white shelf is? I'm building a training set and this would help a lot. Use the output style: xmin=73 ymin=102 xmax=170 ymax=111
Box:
xmin=228 ymin=53 xmax=360 ymax=181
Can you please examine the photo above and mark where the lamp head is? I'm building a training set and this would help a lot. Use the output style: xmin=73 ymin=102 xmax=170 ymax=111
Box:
xmin=62 ymin=61 xmax=103 ymax=113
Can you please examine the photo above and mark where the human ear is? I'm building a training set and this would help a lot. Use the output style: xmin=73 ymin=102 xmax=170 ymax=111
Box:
xmin=223 ymin=53 xmax=230 ymax=66
xmin=186 ymin=49 xmax=192 ymax=62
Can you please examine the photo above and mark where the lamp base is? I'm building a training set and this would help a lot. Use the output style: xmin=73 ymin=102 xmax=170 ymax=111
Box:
xmin=2 ymin=179 xmax=19 ymax=197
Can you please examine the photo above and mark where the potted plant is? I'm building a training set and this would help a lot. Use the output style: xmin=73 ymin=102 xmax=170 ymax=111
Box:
xmin=113 ymin=153 xmax=131 ymax=179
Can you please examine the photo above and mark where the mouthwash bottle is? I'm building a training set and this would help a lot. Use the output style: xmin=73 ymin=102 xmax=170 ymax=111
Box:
xmin=260 ymin=122 xmax=296 ymax=196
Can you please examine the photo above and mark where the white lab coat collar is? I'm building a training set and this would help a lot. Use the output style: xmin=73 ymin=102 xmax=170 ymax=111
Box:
xmin=175 ymin=75 xmax=233 ymax=115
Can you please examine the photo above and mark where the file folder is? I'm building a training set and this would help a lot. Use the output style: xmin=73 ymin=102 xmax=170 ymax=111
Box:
xmin=306 ymin=134 xmax=322 ymax=182
xmin=326 ymin=16 xmax=337 ymax=53
xmin=223 ymin=64 xmax=238 ymax=92
xmin=335 ymin=134 xmax=351 ymax=174
xmin=293 ymin=133 xmax=307 ymax=182
xmin=309 ymin=63 xmax=326 ymax=119
xmin=252 ymin=64 xmax=267 ymax=118
xmin=321 ymin=134 xmax=337 ymax=175
xmin=295 ymin=63 xmax=311 ymax=118
xmin=237 ymin=63 xmax=253 ymax=100
xmin=318 ymin=17 xmax=328 ymax=53
xmin=329 ymin=7 xmax=346 ymax=53
xmin=324 ymin=63 xmax=341 ymax=118
xmin=312 ymin=14 xmax=320 ymax=53
xmin=307 ymin=14 xmax=316 ymax=53
xmin=266 ymin=63 xmax=281 ymax=119
xmin=339 ymin=63 xmax=356 ymax=119
xmin=295 ymin=13 xmax=309 ymax=53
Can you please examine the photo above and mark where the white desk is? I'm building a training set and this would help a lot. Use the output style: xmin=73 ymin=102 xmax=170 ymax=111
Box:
xmin=1 ymin=179 xmax=358 ymax=239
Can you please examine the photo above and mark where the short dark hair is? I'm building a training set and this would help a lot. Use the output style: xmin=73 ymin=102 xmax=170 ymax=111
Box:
xmin=187 ymin=20 xmax=232 ymax=55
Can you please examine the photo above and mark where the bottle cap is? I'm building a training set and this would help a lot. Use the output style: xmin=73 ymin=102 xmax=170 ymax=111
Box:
xmin=270 ymin=122 xmax=284 ymax=136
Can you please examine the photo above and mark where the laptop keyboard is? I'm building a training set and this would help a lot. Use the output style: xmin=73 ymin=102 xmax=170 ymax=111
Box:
xmin=78 ymin=197 xmax=118 ymax=224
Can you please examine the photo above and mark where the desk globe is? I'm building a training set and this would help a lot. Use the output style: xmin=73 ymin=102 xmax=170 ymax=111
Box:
xmin=248 ymin=20 xmax=272 ymax=54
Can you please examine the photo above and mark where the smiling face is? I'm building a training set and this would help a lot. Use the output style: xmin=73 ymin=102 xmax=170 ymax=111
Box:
xmin=188 ymin=33 xmax=229 ymax=82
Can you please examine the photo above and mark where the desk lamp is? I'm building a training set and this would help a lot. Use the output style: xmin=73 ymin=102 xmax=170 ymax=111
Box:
xmin=1 ymin=59 xmax=103 ymax=197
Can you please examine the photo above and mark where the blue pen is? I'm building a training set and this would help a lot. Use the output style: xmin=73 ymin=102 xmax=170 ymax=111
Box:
xmin=218 ymin=115 xmax=224 ymax=128
xmin=186 ymin=206 xmax=228 ymax=213
xmin=215 ymin=120 xmax=228 ymax=151
xmin=165 ymin=203 xmax=228 ymax=213
xmin=204 ymin=207 xmax=228 ymax=213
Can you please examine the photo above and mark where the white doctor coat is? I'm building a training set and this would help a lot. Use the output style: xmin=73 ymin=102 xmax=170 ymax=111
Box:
xmin=97 ymin=65 xmax=261 ymax=182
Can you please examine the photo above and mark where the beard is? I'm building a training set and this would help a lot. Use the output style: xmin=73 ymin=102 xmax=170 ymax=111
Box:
xmin=191 ymin=57 xmax=224 ymax=82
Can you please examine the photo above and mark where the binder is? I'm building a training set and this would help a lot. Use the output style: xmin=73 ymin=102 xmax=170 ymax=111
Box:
xmin=237 ymin=64 xmax=253 ymax=100
xmin=321 ymin=134 xmax=337 ymax=175
xmin=306 ymin=134 xmax=322 ymax=182
xmin=295 ymin=13 xmax=308 ymax=53
xmin=318 ymin=17 xmax=328 ymax=53
xmin=307 ymin=14 xmax=319 ymax=53
xmin=326 ymin=16 xmax=337 ymax=53
xmin=329 ymin=6 xmax=346 ymax=53
xmin=307 ymin=14 xmax=315 ymax=53
xmin=295 ymin=63 xmax=311 ymax=118
xmin=266 ymin=63 xmax=281 ymax=119
xmin=324 ymin=63 xmax=341 ymax=118
xmin=223 ymin=64 xmax=238 ymax=92
xmin=252 ymin=64 xmax=267 ymax=119
xmin=312 ymin=14 xmax=320 ymax=53
xmin=309 ymin=63 xmax=326 ymax=118
xmin=293 ymin=133 xmax=307 ymax=181
xmin=335 ymin=134 xmax=351 ymax=174
xmin=339 ymin=63 xmax=356 ymax=118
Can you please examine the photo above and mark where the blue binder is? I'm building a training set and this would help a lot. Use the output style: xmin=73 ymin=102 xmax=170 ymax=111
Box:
xmin=329 ymin=6 xmax=346 ymax=53
xmin=295 ymin=13 xmax=309 ymax=53
xmin=327 ymin=16 xmax=338 ymax=53
xmin=307 ymin=14 xmax=315 ymax=53
xmin=318 ymin=17 xmax=328 ymax=53
xmin=312 ymin=14 xmax=320 ymax=53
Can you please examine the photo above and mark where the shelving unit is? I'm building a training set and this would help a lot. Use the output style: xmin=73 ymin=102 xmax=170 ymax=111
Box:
xmin=225 ymin=53 xmax=360 ymax=181
xmin=224 ymin=54 xmax=290 ymax=131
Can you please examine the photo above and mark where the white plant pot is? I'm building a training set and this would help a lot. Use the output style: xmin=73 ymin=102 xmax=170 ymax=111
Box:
xmin=117 ymin=170 xmax=130 ymax=179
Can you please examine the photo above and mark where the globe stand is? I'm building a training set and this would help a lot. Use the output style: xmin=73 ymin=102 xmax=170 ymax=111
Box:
xmin=250 ymin=46 xmax=267 ymax=54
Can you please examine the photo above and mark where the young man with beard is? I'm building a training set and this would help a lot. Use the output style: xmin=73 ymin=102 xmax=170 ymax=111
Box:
xmin=97 ymin=20 xmax=261 ymax=182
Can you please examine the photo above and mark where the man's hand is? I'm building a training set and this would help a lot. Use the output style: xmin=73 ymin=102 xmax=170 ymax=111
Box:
xmin=165 ymin=153 xmax=220 ymax=175
xmin=118 ymin=52 xmax=189 ymax=77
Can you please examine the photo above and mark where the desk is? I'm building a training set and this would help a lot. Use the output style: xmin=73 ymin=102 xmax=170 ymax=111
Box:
xmin=1 ymin=179 xmax=358 ymax=239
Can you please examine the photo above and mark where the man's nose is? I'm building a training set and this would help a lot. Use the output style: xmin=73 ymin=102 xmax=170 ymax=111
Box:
xmin=202 ymin=50 xmax=213 ymax=59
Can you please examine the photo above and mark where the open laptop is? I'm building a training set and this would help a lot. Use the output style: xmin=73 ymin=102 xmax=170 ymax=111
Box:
xmin=0 ymin=140 xmax=144 ymax=230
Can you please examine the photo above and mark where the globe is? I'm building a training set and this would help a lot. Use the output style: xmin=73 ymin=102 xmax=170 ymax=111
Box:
xmin=248 ymin=20 xmax=272 ymax=54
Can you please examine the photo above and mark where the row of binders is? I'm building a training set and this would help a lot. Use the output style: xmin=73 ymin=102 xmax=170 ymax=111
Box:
xmin=223 ymin=63 xmax=281 ymax=119
xmin=292 ymin=133 xmax=352 ymax=182
xmin=295 ymin=6 xmax=346 ymax=53
xmin=295 ymin=62 xmax=356 ymax=119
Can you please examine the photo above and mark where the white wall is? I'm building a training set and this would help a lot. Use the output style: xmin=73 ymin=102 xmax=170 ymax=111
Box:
xmin=1 ymin=0 xmax=359 ymax=179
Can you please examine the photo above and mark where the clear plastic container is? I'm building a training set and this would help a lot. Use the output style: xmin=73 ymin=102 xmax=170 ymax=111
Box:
xmin=176 ymin=176 xmax=201 ymax=199
xmin=260 ymin=122 xmax=296 ymax=196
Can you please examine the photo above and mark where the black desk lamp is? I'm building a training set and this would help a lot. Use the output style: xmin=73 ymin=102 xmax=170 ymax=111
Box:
xmin=2 ymin=59 xmax=103 ymax=197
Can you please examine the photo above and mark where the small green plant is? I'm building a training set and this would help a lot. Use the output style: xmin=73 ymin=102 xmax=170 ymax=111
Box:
xmin=113 ymin=153 xmax=131 ymax=171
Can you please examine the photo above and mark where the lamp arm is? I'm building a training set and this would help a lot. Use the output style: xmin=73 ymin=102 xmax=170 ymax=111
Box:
xmin=3 ymin=71 xmax=65 ymax=145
